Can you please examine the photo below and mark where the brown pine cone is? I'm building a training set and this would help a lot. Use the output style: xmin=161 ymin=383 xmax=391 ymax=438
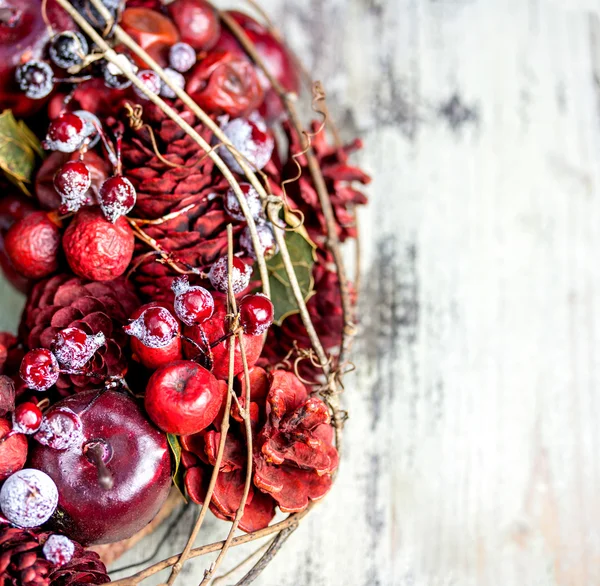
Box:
xmin=0 ymin=522 xmax=110 ymax=586
xmin=19 ymin=274 xmax=140 ymax=395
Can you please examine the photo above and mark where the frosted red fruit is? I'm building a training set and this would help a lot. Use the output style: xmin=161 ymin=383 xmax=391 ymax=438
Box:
xmin=63 ymin=208 xmax=134 ymax=281
xmin=208 ymin=255 xmax=252 ymax=294
xmin=0 ymin=417 xmax=27 ymax=480
xmin=219 ymin=116 xmax=274 ymax=174
xmin=240 ymin=223 xmax=277 ymax=259
xmin=20 ymin=349 xmax=60 ymax=391
xmin=125 ymin=303 xmax=182 ymax=370
xmin=4 ymin=212 xmax=60 ymax=279
xmin=134 ymin=69 xmax=161 ymax=99
xmin=239 ymin=293 xmax=274 ymax=336
xmin=44 ymin=112 xmax=87 ymax=153
xmin=167 ymin=0 xmax=220 ymax=51
xmin=12 ymin=402 xmax=43 ymax=435
xmin=43 ymin=534 xmax=75 ymax=566
xmin=124 ymin=305 xmax=179 ymax=349
xmin=224 ymin=183 xmax=263 ymax=222
xmin=52 ymin=327 xmax=106 ymax=370
xmin=145 ymin=360 xmax=222 ymax=435
xmin=169 ymin=42 xmax=196 ymax=72
xmin=34 ymin=406 xmax=84 ymax=451
xmin=54 ymin=160 xmax=92 ymax=213
xmin=172 ymin=276 xmax=214 ymax=326
xmin=98 ymin=176 xmax=137 ymax=223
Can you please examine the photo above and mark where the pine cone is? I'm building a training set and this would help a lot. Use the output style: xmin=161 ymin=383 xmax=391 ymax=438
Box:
xmin=120 ymin=102 xmax=243 ymax=300
xmin=0 ymin=521 xmax=110 ymax=586
xmin=19 ymin=274 xmax=140 ymax=395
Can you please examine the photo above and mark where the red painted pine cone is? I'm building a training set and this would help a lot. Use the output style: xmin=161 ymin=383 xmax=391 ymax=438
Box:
xmin=19 ymin=274 xmax=140 ymax=395
xmin=0 ymin=521 xmax=110 ymax=586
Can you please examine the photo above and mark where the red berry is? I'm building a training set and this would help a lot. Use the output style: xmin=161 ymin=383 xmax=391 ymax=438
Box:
xmin=12 ymin=402 xmax=43 ymax=435
xmin=145 ymin=360 xmax=222 ymax=435
xmin=98 ymin=176 xmax=137 ymax=223
xmin=54 ymin=160 xmax=92 ymax=213
xmin=43 ymin=534 xmax=75 ymax=566
xmin=34 ymin=406 xmax=84 ymax=451
xmin=4 ymin=211 xmax=60 ymax=279
xmin=20 ymin=349 xmax=60 ymax=392
xmin=51 ymin=327 xmax=106 ymax=370
xmin=187 ymin=51 xmax=263 ymax=118
xmin=169 ymin=42 xmax=196 ymax=72
xmin=62 ymin=207 xmax=134 ymax=281
xmin=167 ymin=0 xmax=220 ymax=51
xmin=219 ymin=116 xmax=274 ymax=174
xmin=224 ymin=183 xmax=263 ymax=222
xmin=134 ymin=69 xmax=161 ymax=99
xmin=239 ymin=293 xmax=274 ymax=336
xmin=208 ymin=256 xmax=253 ymax=294
xmin=124 ymin=305 xmax=180 ymax=349
xmin=0 ymin=417 xmax=27 ymax=481
xmin=240 ymin=223 xmax=277 ymax=259
xmin=172 ymin=276 xmax=214 ymax=326
xmin=44 ymin=112 xmax=87 ymax=153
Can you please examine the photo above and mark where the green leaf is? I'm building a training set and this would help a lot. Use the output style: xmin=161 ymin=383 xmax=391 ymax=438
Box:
xmin=167 ymin=433 xmax=188 ymax=503
xmin=266 ymin=230 xmax=316 ymax=325
xmin=0 ymin=110 xmax=43 ymax=196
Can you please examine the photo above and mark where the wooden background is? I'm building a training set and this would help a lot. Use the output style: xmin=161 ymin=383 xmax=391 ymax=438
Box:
xmin=4 ymin=0 xmax=600 ymax=583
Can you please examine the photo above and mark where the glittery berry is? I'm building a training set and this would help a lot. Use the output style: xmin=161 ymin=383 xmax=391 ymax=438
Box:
xmin=0 ymin=468 xmax=58 ymax=528
xmin=4 ymin=211 xmax=61 ymax=279
xmin=172 ymin=276 xmax=214 ymax=326
xmin=20 ymin=349 xmax=60 ymax=392
xmin=103 ymin=54 xmax=137 ymax=89
xmin=98 ymin=176 xmax=137 ymax=223
xmin=12 ymin=402 xmax=43 ymax=435
xmin=51 ymin=327 xmax=106 ymax=370
xmin=62 ymin=207 xmax=135 ymax=281
xmin=208 ymin=255 xmax=253 ymax=294
xmin=240 ymin=222 xmax=277 ymax=259
xmin=219 ymin=116 xmax=274 ymax=174
xmin=224 ymin=183 xmax=264 ymax=222
xmin=169 ymin=42 xmax=196 ymax=72
xmin=75 ymin=110 xmax=101 ymax=148
xmin=160 ymin=67 xmax=185 ymax=99
xmin=49 ymin=31 xmax=89 ymax=70
xmin=239 ymin=293 xmax=274 ymax=336
xmin=15 ymin=60 xmax=54 ymax=100
xmin=54 ymin=160 xmax=92 ymax=213
xmin=124 ymin=305 xmax=180 ymax=349
xmin=134 ymin=69 xmax=161 ymax=99
xmin=44 ymin=112 xmax=87 ymax=153
xmin=43 ymin=534 xmax=75 ymax=566
xmin=34 ymin=406 xmax=84 ymax=451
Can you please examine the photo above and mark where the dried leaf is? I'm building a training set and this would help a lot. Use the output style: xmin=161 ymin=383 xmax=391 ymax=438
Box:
xmin=0 ymin=110 xmax=43 ymax=195
xmin=167 ymin=433 xmax=188 ymax=502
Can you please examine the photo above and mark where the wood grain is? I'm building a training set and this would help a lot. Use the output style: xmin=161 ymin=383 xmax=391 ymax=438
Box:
xmin=3 ymin=0 xmax=600 ymax=584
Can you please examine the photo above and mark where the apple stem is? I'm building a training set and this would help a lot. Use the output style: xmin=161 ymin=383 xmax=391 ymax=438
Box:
xmin=84 ymin=441 xmax=114 ymax=490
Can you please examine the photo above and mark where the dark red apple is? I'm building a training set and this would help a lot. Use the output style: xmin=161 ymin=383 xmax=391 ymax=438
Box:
xmin=29 ymin=389 xmax=172 ymax=545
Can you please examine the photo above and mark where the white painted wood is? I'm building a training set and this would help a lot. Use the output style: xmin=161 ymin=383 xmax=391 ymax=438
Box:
xmin=4 ymin=0 xmax=600 ymax=584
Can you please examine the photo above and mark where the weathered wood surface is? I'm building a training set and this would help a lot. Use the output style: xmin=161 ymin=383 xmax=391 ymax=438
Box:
xmin=3 ymin=0 xmax=600 ymax=583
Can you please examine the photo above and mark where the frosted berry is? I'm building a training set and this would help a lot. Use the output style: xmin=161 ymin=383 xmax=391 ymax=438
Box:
xmin=169 ymin=42 xmax=196 ymax=72
xmin=239 ymin=293 xmax=274 ymax=336
xmin=15 ymin=60 xmax=54 ymax=99
xmin=103 ymin=54 xmax=138 ymax=89
xmin=75 ymin=110 xmax=101 ymax=148
xmin=35 ymin=406 xmax=84 ymax=451
xmin=4 ymin=211 xmax=61 ymax=279
xmin=208 ymin=255 xmax=253 ymax=294
xmin=134 ymin=69 xmax=161 ymax=99
xmin=98 ymin=176 xmax=136 ymax=223
xmin=52 ymin=327 xmax=106 ymax=370
xmin=63 ymin=207 xmax=135 ymax=281
xmin=0 ymin=418 xmax=27 ymax=481
xmin=49 ymin=31 xmax=89 ymax=69
xmin=12 ymin=402 xmax=43 ymax=435
xmin=172 ymin=276 xmax=214 ymax=326
xmin=124 ymin=306 xmax=180 ymax=349
xmin=0 ymin=469 xmax=58 ymax=528
xmin=43 ymin=534 xmax=75 ymax=566
xmin=219 ymin=116 xmax=274 ymax=174
xmin=160 ymin=67 xmax=185 ymax=99
xmin=224 ymin=183 xmax=264 ymax=222
xmin=44 ymin=112 xmax=87 ymax=153
xmin=240 ymin=222 xmax=277 ymax=259
xmin=20 ymin=349 xmax=60 ymax=392
xmin=54 ymin=160 xmax=92 ymax=213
